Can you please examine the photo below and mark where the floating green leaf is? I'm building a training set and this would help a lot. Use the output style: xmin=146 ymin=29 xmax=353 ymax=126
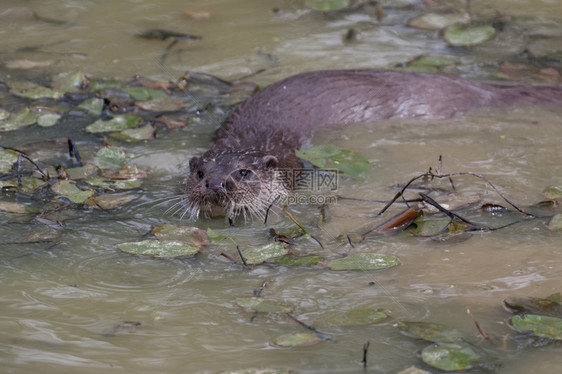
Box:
xmin=316 ymin=308 xmax=388 ymax=327
xmin=235 ymin=297 xmax=292 ymax=313
xmin=543 ymin=186 xmax=562 ymax=200
xmin=8 ymin=80 xmax=63 ymax=99
xmin=408 ymin=12 xmax=471 ymax=30
xmin=85 ymin=114 xmax=142 ymax=133
xmin=327 ymin=253 xmax=400 ymax=271
xmin=51 ymin=180 xmax=94 ymax=203
xmin=37 ymin=112 xmax=61 ymax=127
xmin=296 ymin=144 xmax=370 ymax=178
xmin=110 ymin=124 xmax=154 ymax=142
xmin=0 ymin=107 xmax=38 ymax=132
xmin=117 ymin=239 xmax=200 ymax=257
xmin=411 ymin=55 xmax=456 ymax=66
xmin=395 ymin=321 xmax=466 ymax=344
xmin=404 ymin=55 xmax=457 ymax=72
xmin=0 ymin=149 xmax=19 ymax=173
xmin=93 ymin=146 xmax=130 ymax=168
xmin=444 ymin=24 xmax=496 ymax=47
xmin=421 ymin=343 xmax=481 ymax=371
xmin=273 ymin=332 xmax=322 ymax=347
xmin=152 ymin=224 xmax=210 ymax=247
xmin=240 ymin=242 xmax=288 ymax=265
xmin=122 ymin=86 xmax=168 ymax=101
xmin=304 ymin=0 xmax=351 ymax=12
xmin=510 ymin=314 xmax=562 ymax=340
xmin=269 ymin=254 xmax=324 ymax=267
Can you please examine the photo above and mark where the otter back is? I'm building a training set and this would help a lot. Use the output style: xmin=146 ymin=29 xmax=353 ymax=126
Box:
xmin=185 ymin=69 xmax=562 ymax=220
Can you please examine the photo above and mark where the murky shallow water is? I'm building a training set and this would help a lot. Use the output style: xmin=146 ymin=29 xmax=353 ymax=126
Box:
xmin=1 ymin=1 xmax=562 ymax=373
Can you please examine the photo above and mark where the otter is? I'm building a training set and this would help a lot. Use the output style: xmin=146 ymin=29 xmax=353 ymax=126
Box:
xmin=184 ymin=69 xmax=562 ymax=220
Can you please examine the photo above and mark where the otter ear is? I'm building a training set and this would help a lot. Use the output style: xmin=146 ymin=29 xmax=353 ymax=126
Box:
xmin=189 ymin=156 xmax=202 ymax=171
xmin=261 ymin=155 xmax=279 ymax=169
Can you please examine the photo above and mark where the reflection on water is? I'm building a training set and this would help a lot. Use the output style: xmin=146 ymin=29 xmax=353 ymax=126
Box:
xmin=1 ymin=0 xmax=562 ymax=373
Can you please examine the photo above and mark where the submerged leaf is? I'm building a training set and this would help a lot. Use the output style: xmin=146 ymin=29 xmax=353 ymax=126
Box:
xmin=83 ymin=175 xmax=142 ymax=190
xmin=110 ymin=124 xmax=154 ymax=142
xmin=86 ymin=194 xmax=136 ymax=209
xmin=269 ymin=254 xmax=324 ymax=267
xmin=408 ymin=12 xmax=471 ymax=30
xmin=327 ymin=253 xmax=400 ymax=271
xmin=0 ymin=201 xmax=28 ymax=214
xmin=14 ymin=176 xmax=48 ymax=194
xmin=51 ymin=180 xmax=94 ymax=203
xmin=152 ymin=224 xmax=210 ymax=247
xmin=222 ymin=369 xmax=291 ymax=374
xmin=118 ymin=240 xmax=200 ymax=257
xmin=296 ymin=144 xmax=370 ymax=178
xmin=66 ymin=164 xmax=100 ymax=180
xmin=93 ymin=147 xmax=130 ymax=168
xmin=548 ymin=214 xmax=562 ymax=231
xmin=273 ymin=332 xmax=322 ymax=347
xmin=235 ymin=297 xmax=292 ymax=313
xmin=408 ymin=218 xmax=449 ymax=236
xmin=99 ymin=165 xmax=147 ymax=180
xmin=509 ymin=314 xmax=562 ymax=340
xmin=0 ymin=149 xmax=19 ymax=173
xmin=20 ymin=226 xmax=61 ymax=242
xmin=8 ymin=80 xmax=63 ymax=99
xmin=52 ymin=71 xmax=88 ymax=92
xmin=122 ymin=86 xmax=168 ymax=101
xmin=395 ymin=321 xmax=466 ymax=344
xmin=316 ymin=308 xmax=388 ymax=327
xmin=134 ymin=97 xmax=187 ymax=112
xmin=76 ymin=97 xmax=104 ymax=116
xmin=421 ymin=343 xmax=481 ymax=371
xmin=504 ymin=294 xmax=562 ymax=318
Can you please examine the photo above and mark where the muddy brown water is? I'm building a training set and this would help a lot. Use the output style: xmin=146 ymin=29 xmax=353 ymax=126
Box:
xmin=1 ymin=1 xmax=561 ymax=373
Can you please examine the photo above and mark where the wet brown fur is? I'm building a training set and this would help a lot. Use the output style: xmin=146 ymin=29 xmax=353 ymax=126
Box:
xmin=185 ymin=69 xmax=562 ymax=219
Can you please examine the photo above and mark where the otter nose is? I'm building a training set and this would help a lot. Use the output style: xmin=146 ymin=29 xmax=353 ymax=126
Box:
xmin=205 ymin=177 xmax=226 ymax=193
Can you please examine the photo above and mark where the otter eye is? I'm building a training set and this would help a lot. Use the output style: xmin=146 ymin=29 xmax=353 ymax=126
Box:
xmin=239 ymin=169 xmax=250 ymax=177
xmin=197 ymin=170 xmax=204 ymax=179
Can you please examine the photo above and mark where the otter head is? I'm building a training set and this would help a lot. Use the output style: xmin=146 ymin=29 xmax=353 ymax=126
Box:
xmin=183 ymin=150 xmax=289 ymax=220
